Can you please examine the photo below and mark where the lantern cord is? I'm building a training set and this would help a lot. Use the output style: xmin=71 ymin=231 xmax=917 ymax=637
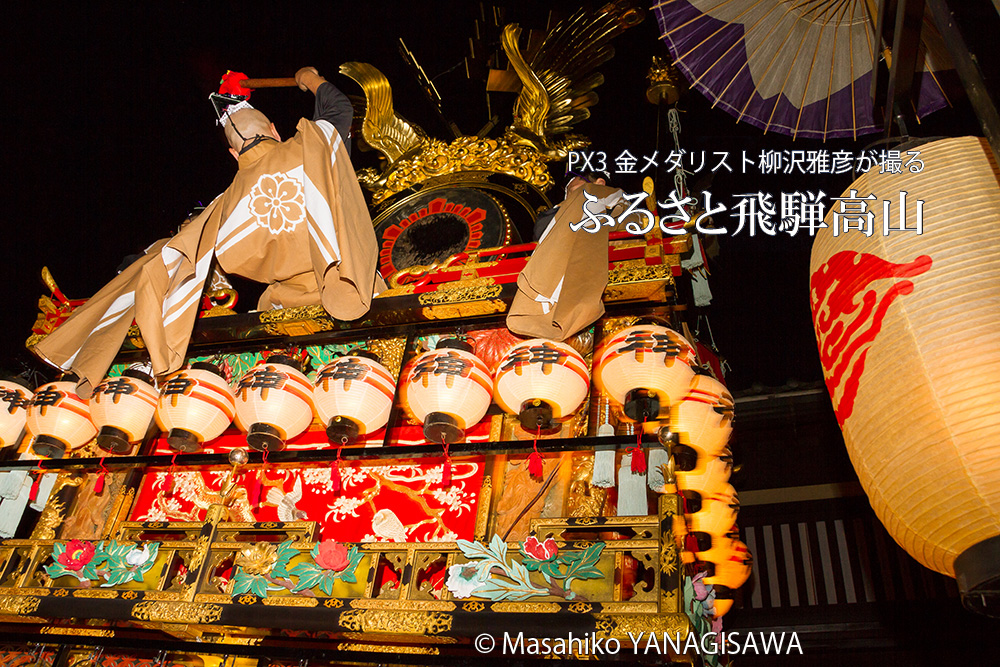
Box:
xmin=440 ymin=434 xmax=452 ymax=487
xmin=28 ymin=459 xmax=45 ymax=503
xmin=500 ymin=464 xmax=561 ymax=541
xmin=165 ymin=452 xmax=179 ymax=498
xmin=629 ymin=420 xmax=648 ymax=474
xmin=94 ymin=457 xmax=109 ymax=495
xmin=330 ymin=445 xmax=343 ymax=493
xmin=527 ymin=424 xmax=544 ymax=479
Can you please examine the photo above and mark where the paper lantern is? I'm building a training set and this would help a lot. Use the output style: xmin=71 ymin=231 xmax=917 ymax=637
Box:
xmin=595 ymin=324 xmax=696 ymax=421
xmin=810 ymin=137 xmax=1000 ymax=612
xmin=313 ymin=352 xmax=395 ymax=444
xmin=156 ymin=363 xmax=236 ymax=452
xmin=667 ymin=375 xmax=734 ymax=456
xmin=235 ymin=355 xmax=314 ymax=452
xmin=90 ymin=369 xmax=158 ymax=454
xmin=687 ymin=484 xmax=739 ymax=536
xmin=494 ymin=339 xmax=590 ymax=431
xmin=0 ymin=380 xmax=33 ymax=448
xmin=26 ymin=381 xmax=96 ymax=458
xmin=400 ymin=340 xmax=492 ymax=443
xmin=675 ymin=451 xmax=732 ymax=495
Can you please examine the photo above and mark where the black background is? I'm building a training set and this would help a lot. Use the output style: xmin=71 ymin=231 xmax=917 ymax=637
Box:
xmin=1 ymin=1 xmax=981 ymax=390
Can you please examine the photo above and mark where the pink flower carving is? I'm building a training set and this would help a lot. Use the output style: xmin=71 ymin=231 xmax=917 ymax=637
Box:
xmin=314 ymin=540 xmax=350 ymax=571
xmin=523 ymin=535 xmax=558 ymax=561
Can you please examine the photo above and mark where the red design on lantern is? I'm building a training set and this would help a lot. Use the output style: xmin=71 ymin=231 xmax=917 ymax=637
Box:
xmin=810 ymin=251 xmax=932 ymax=424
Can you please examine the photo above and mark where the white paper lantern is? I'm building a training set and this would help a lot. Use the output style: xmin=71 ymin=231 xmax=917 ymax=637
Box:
xmin=313 ymin=353 xmax=395 ymax=443
xmin=26 ymin=381 xmax=96 ymax=458
xmin=494 ymin=339 xmax=590 ymax=431
xmin=595 ymin=324 xmax=697 ymax=421
xmin=0 ymin=380 xmax=33 ymax=448
xmin=400 ymin=340 xmax=492 ymax=443
xmin=90 ymin=369 xmax=158 ymax=454
xmin=234 ymin=355 xmax=314 ymax=452
xmin=669 ymin=375 xmax=734 ymax=456
xmin=156 ymin=363 xmax=236 ymax=452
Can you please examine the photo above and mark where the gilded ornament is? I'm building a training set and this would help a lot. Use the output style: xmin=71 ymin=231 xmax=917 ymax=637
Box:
xmin=237 ymin=594 xmax=259 ymax=605
xmin=490 ymin=602 xmax=561 ymax=613
xmin=0 ymin=596 xmax=41 ymax=615
xmin=40 ymin=627 xmax=114 ymax=638
xmin=660 ymin=542 xmax=679 ymax=576
xmin=593 ymin=613 xmax=690 ymax=639
xmin=323 ymin=598 xmax=344 ymax=608
xmin=121 ymin=590 xmax=139 ymax=600
xmin=52 ymin=589 xmax=69 ymax=597
xmin=349 ymin=598 xmax=455 ymax=612
xmin=339 ymin=609 xmax=453 ymax=635
xmin=235 ymin=542 xmax=278 ymax=576
xmin=131 ymin=601 xmax=223 ymax=624
xmin=367 ymin=336 xmax=407 ymax=376
xmin=72 ymin=589 xmax=119 ymax=599
xmin=567 ymin=602 xmax=593 ymax=613
xmin=337 ymin=643 xmax=440 ymax=655
xmin=462 ymin=601 xmax=485 ymax=612
xmin=417 ymin=284 xmax=502 ymax=306
xmin=262 ymin=596 xmax=318 ymax=607
xmin=474 ymin=477 xmax=492 ymax=541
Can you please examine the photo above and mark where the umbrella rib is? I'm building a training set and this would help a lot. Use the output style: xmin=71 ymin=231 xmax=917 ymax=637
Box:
xmin=764 ymin=7 xmax=814 ymax=134
xmin=659 ymin=0 xmax=740 ymax=40
xmin=823 ymin=0 xmax=856 ymax=140
xmin=714 ymin=1 xmax=787 ymax=109
xmin=691 ymin=0 xmax=782 ymax=90
xmin=669 ymin=0 xmax=760 ymax=66
xmin=738 ymin=1 xmax=801 ymax=122
xmin=793 ymin=13 xmax=829 ymax=139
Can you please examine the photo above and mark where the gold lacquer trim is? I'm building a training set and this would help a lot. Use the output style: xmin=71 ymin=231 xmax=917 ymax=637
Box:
xmin=131 ymin=601 xmax=223 ymax=624
xmin=339 ymin=609 xmax=453 ymax=635
xmin=261 ymin=596 xmax=318 ymax=607
xmin=491 ymin=602 xmax=561 ymax=613
xmin=0 ymin=596 xmax=41 ymax=615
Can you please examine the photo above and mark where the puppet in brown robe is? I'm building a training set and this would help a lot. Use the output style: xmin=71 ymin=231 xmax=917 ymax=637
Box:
xmin=507 ymin=177 xmax=627 ymax=341
xmin=35 ymin=68 xmax=383 ymax=396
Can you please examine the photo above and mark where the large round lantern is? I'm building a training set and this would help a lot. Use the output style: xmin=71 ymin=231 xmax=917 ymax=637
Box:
xmin=494 ymin=339 xmax=590 ymax=432
xmin=156 ymin=362 xmax=236 ymax=453
xmin=90 ymin=369 xmax=158 ymax=454
xmin=675 ymin=452 xmax=732 ymax=496
xmin=0 ymin=379 xmax=33 ymax=448
xmin=26 ymin=380 xmax=97 ymax=458
xmin=313 ymin=351 xmax=395 ymax=444
xmin=235 ymin=355 xmax=314 ymax=452
xmin=595 ymin=324 xmax=696 ymax=421
xmin=810 ymin=137 xmax=1000 ymax=613
xmin=400 ymin=339 xmax=492 ymax=443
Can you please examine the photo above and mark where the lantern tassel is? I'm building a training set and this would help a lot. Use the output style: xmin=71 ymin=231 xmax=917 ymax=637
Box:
xmin=164 ymin=453 xmax=178 ymax=498
xmin=330 ymin=446 xmax=343 ymax=494
xmin=440 ymin=437 xmax=452 ymax=487
xmin=28 ymin=472 xmax=41 ymax=504
xmin=630 ymin=421 xmax=647 ymax=474
xmin=94 ymin=458 xmax=109 ymax=495
xmin=527 ymin=425 xmax=544 ymax=479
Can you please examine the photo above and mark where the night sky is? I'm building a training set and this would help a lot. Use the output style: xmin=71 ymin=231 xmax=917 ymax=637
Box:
xmin=3 ymin=1 xmax=981 ymax=391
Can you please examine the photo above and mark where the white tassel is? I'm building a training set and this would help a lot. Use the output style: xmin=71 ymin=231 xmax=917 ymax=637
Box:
xmin=647 ymin=447 xmax=671 ymax=492
xmin=592 ymin=423 xmax=617 ymax=488
xmin=29 ymin=474 xmax=58 ymax=512
xmin=0 ymin=453 xmax=33 ymax=499
xmin=0 ymin=474 xmax=32 ymax=538
xmin=618 ymin=453 xmax=649 ymax=516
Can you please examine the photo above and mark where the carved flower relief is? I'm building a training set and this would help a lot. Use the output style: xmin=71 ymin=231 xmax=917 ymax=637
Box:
xmin=248 ymin=173 xmax=305 ymax=235
xmin=445 ymin=563 xmax=488 ymax=599
xmin=314 ymin=540 xmax=350 ymax=572
xmin=57 ymin=540 xmax=96 ymax=572
xmin=124 ymin=544 xmax=153 ymax=568
xmin=235 ymin=542 xmax=279 ymax=576
xmin=522 ymin=535 xmax=558 ymax=561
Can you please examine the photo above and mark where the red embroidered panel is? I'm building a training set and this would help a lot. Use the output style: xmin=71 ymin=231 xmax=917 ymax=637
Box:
xmin=129 ymin=421 xmax=490 ymax=542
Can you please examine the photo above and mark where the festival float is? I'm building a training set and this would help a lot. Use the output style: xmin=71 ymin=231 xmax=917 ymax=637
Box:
xmin=0 ymin=4 xmax=752 ymax=665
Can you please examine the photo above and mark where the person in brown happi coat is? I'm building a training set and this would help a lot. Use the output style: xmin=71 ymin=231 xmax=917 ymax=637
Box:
xmin=36 ymin=67 xmax=383 ymax=396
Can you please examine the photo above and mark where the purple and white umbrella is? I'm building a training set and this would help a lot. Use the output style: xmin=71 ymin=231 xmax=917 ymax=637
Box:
xmin=653 ymin=0 xmax=957 ymax=140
